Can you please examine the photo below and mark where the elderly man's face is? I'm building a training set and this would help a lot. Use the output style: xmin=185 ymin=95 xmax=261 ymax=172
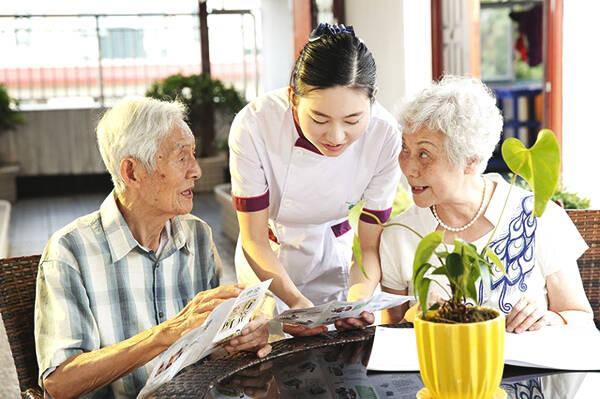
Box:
xmin=140 ymin=122 xmax=201 ymax=217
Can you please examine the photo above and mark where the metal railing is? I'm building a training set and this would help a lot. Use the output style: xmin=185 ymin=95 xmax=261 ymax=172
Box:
xmin=0 ymin=11 xmax=260 ymax=108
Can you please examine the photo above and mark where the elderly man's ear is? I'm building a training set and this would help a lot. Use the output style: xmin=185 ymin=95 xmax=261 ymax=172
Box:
xmin=120 ymin=158 xmax=146 ymax=189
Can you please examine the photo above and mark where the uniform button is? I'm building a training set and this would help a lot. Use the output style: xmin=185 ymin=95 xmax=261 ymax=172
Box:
xmin=159 ymin=311 xmax=164 ymax=318
xmin=283 ymin=199 xmax=292 ymax=207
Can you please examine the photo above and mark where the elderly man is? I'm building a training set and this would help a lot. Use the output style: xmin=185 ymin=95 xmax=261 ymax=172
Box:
xmin=34 ymin=97 xmax=271 ymax=398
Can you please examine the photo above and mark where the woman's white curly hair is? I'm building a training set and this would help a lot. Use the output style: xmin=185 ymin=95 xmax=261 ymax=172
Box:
xmin=399 ymin=75 xmax=504 ymax=173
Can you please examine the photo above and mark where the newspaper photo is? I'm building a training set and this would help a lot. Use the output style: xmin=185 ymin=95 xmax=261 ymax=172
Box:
xmin=275 ymin=292 xmax=413 ymax=328
xmin=138 ymin=279 xmax=272 ymax=398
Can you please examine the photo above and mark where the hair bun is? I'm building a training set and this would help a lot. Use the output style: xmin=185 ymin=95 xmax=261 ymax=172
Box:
xmin=309 ymin=22 xmax=355 ymax=42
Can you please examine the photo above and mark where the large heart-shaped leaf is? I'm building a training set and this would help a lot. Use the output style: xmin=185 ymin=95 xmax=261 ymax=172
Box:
xmin=501 ymin=129 xmax=560 ymax=217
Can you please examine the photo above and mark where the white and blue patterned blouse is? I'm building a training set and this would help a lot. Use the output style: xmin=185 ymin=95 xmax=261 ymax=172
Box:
xmin=34 ymin=192 xmax=219 ymax=398
xmin=380 ymin=173 xmax=588 ymax=314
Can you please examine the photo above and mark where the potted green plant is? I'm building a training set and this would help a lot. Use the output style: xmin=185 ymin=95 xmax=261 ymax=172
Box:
xmin=0 ymin=84 xmax=25 ymax=202
xmin=351 ymin=129 xmax=560 ymax=399
xmin=146 ymin=73 xmax=246 ymax=192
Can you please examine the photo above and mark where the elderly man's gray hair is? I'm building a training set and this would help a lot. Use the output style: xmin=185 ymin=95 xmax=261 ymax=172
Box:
xmin=97 ymin=97 xmax=188 ymax=193
xmin=400 ymin=75 xmax=503 ymax=174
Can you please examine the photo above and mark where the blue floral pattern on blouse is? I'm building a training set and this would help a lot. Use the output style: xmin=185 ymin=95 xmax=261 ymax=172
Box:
xmin=501 ymin=377 xmax=544 ymax=399
xmin=479 ymin=196 xmax=537 ymax=314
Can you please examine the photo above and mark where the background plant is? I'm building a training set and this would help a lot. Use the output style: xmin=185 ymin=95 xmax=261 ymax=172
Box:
xmin=146 ymin=74 xmax=246 ymax=158
xmin=0 ymin=84 xmax=24 ymax=133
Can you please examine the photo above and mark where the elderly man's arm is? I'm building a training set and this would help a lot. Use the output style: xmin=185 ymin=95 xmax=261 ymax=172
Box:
xmin=43 ymin=285 xmax=248 ymax=399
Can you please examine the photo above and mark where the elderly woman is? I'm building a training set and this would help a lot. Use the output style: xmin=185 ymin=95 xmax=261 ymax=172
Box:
xmin=380 ymin=76 xmax=592 ymax=333
xmin=35 ymin=97 xmax=271 ymax=398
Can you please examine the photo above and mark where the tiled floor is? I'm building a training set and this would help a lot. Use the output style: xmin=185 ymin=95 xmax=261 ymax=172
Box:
xmin=2 ymin=191 xmax=237 ymax=397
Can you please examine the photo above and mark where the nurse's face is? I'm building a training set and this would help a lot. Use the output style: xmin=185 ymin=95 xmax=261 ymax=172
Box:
xmin=293 ymin=86 xmax=372 ymax=157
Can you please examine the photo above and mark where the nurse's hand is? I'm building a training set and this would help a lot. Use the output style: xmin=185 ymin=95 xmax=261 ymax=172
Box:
xmin=283 ymin=323 xmax=328 ymax=336
xmin=334 ymin=311 xmax=375 ymax=331
xmin=283 ymin=296 xmax=328 ymax=336
xmin=223 ymin=316 xmax=272 ymax=358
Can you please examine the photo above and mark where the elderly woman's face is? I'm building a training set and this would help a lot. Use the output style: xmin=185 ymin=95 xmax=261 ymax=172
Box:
xmin=139 ymin=122 xmax=201 ymax=217
xmin=399 ymin=128 xmax=465 ymax=208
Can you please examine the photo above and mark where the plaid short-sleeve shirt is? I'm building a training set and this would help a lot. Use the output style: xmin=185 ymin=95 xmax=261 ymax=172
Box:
xmin=34 ymin=193 xmax=219 ymax=398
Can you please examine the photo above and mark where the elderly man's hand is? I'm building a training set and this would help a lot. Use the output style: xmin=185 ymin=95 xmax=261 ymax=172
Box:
xmin=223 ymin=316 xmax=272 ymax=358
xmin=162 ymin=284 xmax=244 ymax=344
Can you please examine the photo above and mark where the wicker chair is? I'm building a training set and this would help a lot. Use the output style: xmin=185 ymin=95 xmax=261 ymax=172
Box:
xmin=0 ymin=255 xmax=43 ymax=399
xmin=568 ymin=209 xmax=600 ymax=324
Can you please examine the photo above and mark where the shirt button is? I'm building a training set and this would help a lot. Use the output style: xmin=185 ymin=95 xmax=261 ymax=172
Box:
xmin=159 ymin=311 xmax=164 ymax=318
xmin=283 ymin=199 xmax=292 ymax=207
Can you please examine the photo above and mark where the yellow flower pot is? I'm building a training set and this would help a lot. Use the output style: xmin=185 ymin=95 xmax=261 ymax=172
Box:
xmin=415 ymin=312 xmax=505 ymax=399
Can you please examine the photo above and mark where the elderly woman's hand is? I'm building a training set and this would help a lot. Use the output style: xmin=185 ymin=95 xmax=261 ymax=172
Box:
xmin=334 ymin=311 xmax=374 ymax=331
xmin=223 ymin=315 xmax=272 ymax=358
xmin=506 ymin=296 xmax=552 ymax=333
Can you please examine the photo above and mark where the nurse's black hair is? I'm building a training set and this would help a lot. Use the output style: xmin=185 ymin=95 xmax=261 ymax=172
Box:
xmin=290 ymin=23 xmax=376 ymax=101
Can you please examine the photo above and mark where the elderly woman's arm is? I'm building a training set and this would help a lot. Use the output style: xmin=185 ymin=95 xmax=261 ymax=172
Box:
xmin=506 ymin=263 xmax=593 ymax=333
xmin=380 ymin=286 xmax=410 ymax=324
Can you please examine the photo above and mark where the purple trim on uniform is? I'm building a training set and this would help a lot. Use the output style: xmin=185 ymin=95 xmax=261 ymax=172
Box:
xmin=292 ymin=111 xmax=323 ymax=155
xmin=360 ymin=207 xmax=392 ymax=224
xmin=232 ymin=190 xmax=270 ymax=212
xmin=331 ymin=220 xmax=352 ymax=237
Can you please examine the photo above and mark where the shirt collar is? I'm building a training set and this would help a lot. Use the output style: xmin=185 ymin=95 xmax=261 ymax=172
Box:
xmin=482 ymin=173 xmax=511 ymax=228
xmin=291 ymin=108 xmax=324 ymax=155
xmin=99 ymin=192 xmax=192 ymax=263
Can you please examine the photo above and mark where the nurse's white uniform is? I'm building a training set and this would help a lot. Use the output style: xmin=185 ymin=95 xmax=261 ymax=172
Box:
xmin=229 ymin=88 xmax=401 ymax=312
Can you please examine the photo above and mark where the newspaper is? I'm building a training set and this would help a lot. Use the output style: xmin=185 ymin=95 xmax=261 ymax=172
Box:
xmin=137 ymin=279 xmax=272 ymax=398
xmin=275 ymin=292 xmax=413 ymax=328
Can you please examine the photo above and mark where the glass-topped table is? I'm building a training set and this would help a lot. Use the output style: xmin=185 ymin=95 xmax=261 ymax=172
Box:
xmin=152 ymin=325 xmax=600 ymax=398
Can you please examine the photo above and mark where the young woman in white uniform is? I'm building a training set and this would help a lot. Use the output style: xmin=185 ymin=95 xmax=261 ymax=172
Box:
xmin=229 ymin=24 xmax=401 ymax=333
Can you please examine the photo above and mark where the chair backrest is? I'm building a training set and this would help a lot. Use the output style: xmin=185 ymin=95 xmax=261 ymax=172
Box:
xmin=0 ymin=255 xmax=41 ymax=392
xmin=567 ymin=210 xmax=600 ymax=322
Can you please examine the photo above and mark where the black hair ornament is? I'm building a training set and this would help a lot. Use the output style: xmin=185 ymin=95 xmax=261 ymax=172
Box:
xmin=309 ymin=22 xmax=356 ymax=42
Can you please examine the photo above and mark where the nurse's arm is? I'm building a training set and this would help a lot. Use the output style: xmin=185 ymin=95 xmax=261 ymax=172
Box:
xmin=237 ymin=208 xmax=310 ymax=308
xmin=348 ymin=220 xmax=383 ymax=301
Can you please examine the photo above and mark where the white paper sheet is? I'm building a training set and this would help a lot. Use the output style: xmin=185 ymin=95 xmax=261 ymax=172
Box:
xmin=367 ymin=323 xmax=600 ymax=372
xmin=504 ymin=324 xmax=600 ymax=370
xmin=367 ymin=327 xmax=419 ymax=371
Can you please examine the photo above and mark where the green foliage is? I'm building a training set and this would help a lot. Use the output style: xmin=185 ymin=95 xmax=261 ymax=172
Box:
xmin=514 ymin=176 xmax=590 ymax=210
xmin=146 ymin=73 xmax=245 ymax=112
xmin=0 ymin=84 xmax=24 ymax=133
xmin=146 ymin=74 xmax=246 ymax=157
xmin=502 ymin=129 xmax=560 ymax=217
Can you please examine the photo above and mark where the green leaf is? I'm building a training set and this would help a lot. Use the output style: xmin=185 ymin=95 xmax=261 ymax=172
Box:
xmin=351 ymin=233 xmax=367 ymax=278
xmin=485 ymin=247 xmax=506 ymax=275
xmin=414 ymin=266 xmax=432 ymax=318
xmin=501 ymin=129 xmax=560 ymax=217
xmin=412 ymin=231 xmax=444 ymax=283
xmin=431 ymin=266 xmax=448 ymax=275
xmin=445 ymin=253 xmax=463 ymax=280
xmin=348 ymin=199 xmax=366 ymax=231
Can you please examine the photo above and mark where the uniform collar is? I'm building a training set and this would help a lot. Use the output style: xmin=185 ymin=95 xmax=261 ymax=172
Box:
xmin=291 ymin=108 xmax=324 ymax=155
xmin=99 ymin=191 xmax=192 ymax=263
